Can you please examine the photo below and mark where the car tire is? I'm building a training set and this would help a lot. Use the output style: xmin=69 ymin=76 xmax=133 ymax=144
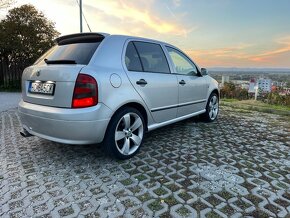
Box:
xmin=202 ymin=92 xmax=219 ymax=122
xmin=103 ymin=107 xmax=145 ymax=159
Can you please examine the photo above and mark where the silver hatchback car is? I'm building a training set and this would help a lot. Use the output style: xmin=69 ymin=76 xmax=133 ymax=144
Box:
xmin=19 ymin=33 xmax=219 ymax=159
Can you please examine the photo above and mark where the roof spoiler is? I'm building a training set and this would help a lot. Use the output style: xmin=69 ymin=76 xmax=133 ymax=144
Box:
xmin=55 ymin=32 xmax=110 ymax=45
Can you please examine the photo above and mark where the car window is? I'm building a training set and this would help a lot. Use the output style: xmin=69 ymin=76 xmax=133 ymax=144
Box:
xmin=166 ymin=46 xmax=198 ymax=76
xmin=35 ymin=42 xmax=101 ymax=65
xmin=134 ymin=42 xmax=170 ymax=74
xmin=125 ymin=42 xmax=143 ymax=72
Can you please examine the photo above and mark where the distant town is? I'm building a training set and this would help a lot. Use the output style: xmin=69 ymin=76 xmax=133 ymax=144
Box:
xmin=208 ymin=68 xmax=290 ymax=97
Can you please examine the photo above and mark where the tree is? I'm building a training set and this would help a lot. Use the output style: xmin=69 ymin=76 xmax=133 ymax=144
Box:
xmin=220 ymin=82 xmax=236 ymax=99
xmin=0 ymin=4 xmax=60 ymax=65
xmin=0 ymin=0 xmax=15 ymax=10
xmin=238 ymin=88 xmax=248 ymax=100
xmin=220 ymin=82 xmax=249 ymax=100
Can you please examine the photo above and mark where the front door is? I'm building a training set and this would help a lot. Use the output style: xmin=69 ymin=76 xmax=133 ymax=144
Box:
xmin=165 ymin=46 xmax=208 ymax=117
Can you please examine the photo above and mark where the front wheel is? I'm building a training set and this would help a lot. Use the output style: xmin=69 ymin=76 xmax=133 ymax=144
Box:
xmin=202 ymin=93 xmax=219 ymax=122
xmin=103 ymin=107 xmax=145 ymax=159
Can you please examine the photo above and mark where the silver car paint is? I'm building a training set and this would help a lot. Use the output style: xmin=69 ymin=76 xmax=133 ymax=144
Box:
xmin=205 ymin=75 xmax=219 ymax=99
xmin=162 ymin=44 xmax=208 ymax=116
xmin=21 ymin=65 xmax=84 ymax=108
xmin=19 ymin=33 xmax=219 ymax=144
xmin=121 ymin=39 xmax=179 ymax=123
xmin=18 ymin=100 xmax=112 ymax=144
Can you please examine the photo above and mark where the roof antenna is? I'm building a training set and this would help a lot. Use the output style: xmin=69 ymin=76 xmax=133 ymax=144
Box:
xmin=76 ymin=0 xmax=92 ymax=32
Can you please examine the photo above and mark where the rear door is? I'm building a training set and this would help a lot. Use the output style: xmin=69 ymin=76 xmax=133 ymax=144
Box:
xmin=124 ymin=41 xmax=178 ymax=123
xmin=22 ymin=35 xmax=103 ymax=108
xmin=165 ymin=46 xmax=208 ymax=117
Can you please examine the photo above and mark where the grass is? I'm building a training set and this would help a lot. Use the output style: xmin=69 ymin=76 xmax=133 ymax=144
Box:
xmin=135 ymin=174 xmax=147 ymax=181
xmin=222 ymin=98 xmax=239 ymax=103
xmin=163 ymin=195 xmax=179 ymax=206
xmin=221 ymin=99 xmax=290 ymax=116
xmin=218 ymin=190 xmax=234 ymax=201
xmin=120 ymin=178 xmax=133 ymax=186
xmin=240 ymin=100 xmax=290 ymax=110
xmin=153 ymin=187 xmax=168 ymax=196
xmin=176 ymin=206 xmax=191 ymax=216
xmin=148 ymin=199 xmax=163 ymax=212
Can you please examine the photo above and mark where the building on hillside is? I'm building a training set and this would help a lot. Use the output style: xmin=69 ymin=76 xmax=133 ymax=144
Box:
xmin=232 ymin=80 xmax=249 ymax=89
xmin=241 ymin=83 xmax=249 ymax=90
xmin=248 ymin=78 xmax=256 ymax=93
xmin=273 ymin=81 xmax=287 ymax=88
xmin=221 ymin=75 xmax=230 ymax=85
xmin=258 ymin=78 xmax=272 ymax=92
xmin=281 ymin=88 xmax=290 ymax=95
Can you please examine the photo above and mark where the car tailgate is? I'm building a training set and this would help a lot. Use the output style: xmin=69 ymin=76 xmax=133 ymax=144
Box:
xmin=22 ymin=65 xmax=84 ymax=108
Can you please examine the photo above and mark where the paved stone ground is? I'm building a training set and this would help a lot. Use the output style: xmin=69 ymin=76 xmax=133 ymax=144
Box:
xmin=0 ymin=106 xmax=289 ymax=218
xmin=0 ymin=92 xmax=21 ymax=112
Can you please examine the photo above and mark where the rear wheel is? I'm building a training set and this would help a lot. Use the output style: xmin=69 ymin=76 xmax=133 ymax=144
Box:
xmin=103 ymin=107 xmax=145 ymax=159
xmin=202 ymin=93 xmax=219 ymax=122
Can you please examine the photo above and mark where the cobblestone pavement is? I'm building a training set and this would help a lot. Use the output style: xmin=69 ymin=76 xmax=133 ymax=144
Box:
xmin=0 ymin=106 xmax=289 ymax=218
xmin=0 ymin=92 xmax=21 ymax=112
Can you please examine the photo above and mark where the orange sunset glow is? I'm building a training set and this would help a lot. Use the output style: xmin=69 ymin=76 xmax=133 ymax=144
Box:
xmin=1 ymin=0 xmax=290 ymax=68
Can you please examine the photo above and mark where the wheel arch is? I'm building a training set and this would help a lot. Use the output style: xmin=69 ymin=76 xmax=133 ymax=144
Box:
xmin=211 ymin=89 xmax=220 ymax=99
xmin=206 ymin=88 xmax=220 ymax=106
xmin=111 ymin=102 xmax=149 ymax=131
xmin=201 ymin=88 xmax=220 ymax=122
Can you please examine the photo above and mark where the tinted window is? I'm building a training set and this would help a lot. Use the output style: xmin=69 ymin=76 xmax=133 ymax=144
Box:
xmin=134 ymin=42 xmax=170 ymax=73
xmin=35 ymin=42 xmax=101 ymax=65
xmin=166 ymin=47 xmax=197 ymax=76
xmin=125 ymin=42 xmax=143 ymax=71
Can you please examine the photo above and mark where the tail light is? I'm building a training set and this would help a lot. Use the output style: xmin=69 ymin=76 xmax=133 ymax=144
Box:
xmin=72 ymin=74 xmax=98 ymax=108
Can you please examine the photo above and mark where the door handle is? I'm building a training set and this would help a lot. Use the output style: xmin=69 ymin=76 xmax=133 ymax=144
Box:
xmin=136 ymin=79 xmax=147 ymax=85
xmin=179 ymin=80 xmax=186 ymax=85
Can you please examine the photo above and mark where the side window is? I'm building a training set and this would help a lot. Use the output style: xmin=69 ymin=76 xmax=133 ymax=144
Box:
xmin=166 ymin=46 xmax=197 ymax=76
xmin=125 ymin=42 xmax=143 ymax=72
xmin=134 ymin=42 xmax=170 ymax=74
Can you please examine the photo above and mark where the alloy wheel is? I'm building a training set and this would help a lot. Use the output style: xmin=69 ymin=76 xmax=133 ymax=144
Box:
xmin=208 ymin=95 xmax=219 ymax=120
xmin=114 ymin=112 xmax=144 ymax=155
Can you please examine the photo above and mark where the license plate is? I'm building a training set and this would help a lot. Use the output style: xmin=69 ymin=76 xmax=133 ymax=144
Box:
xmin=29 ymin=81 xmax=55 ymax=95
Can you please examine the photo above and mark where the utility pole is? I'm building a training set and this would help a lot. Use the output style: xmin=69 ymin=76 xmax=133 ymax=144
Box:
xmin=80 ymin=0 xmax=83 ymax=32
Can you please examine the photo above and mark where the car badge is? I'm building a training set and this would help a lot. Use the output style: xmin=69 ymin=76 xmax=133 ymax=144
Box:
xmin=36 ymin=70 xmax=41 ymax=77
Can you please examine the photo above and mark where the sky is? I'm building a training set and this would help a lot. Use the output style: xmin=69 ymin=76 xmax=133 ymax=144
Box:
xmin=1 ymin=0 xmax=290 ymax=68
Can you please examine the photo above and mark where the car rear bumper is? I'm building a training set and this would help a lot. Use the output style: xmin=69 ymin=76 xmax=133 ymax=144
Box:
xmin=18 ymin=100 xmax=112 ymax=144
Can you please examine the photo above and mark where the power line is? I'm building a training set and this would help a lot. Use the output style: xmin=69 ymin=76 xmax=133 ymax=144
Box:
xmin=76 ymin=0 xmax=92 ymax=32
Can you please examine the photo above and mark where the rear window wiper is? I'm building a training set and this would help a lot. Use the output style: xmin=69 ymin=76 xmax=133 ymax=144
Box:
xmin=44 ymin=59 xmax=77 ymax=64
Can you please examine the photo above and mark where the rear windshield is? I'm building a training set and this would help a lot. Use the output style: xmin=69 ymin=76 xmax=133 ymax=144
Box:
xmin=35 ymin=42 xmax=101 ymax=65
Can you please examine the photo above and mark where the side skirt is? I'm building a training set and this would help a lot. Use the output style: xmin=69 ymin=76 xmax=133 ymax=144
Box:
xmin=147 ymin=109 xmax=206 ymax=132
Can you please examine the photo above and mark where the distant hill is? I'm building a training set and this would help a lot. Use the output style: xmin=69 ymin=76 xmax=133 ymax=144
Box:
xmin=208 ymin=67 xmax=290 ymax=74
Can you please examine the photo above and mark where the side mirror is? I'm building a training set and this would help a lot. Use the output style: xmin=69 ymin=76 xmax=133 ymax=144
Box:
xmin=201 ymin=68 xmax=208 ymax=76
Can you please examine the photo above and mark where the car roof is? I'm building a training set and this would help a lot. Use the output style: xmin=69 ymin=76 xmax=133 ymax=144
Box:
xmin=56 ymin=32 xmax=201 ymax=71
xmin=56 ymin=32 xmax=175 ymax=47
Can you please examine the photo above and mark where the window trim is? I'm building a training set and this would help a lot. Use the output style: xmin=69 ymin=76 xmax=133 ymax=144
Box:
xmin=124 ymin=41 xmax=143 ymax=72
xmin=165 ymin=45 xmax=201 ymax=77
xmin=132 ymin=42 xmax=145 ymax=72
xmin=124 ymin=40 xmax=172 ymax=74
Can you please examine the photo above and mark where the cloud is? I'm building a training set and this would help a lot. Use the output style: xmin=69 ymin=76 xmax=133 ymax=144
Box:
xmin=185 ymin=43 xmax=252 ymax=59
xmin=83 ymin=0 xmax=191 ymax=36
xmin=249 ymin=36 xmax=290 ymax=62
xmin=184 ymin=37 xmax=290 ymax=67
